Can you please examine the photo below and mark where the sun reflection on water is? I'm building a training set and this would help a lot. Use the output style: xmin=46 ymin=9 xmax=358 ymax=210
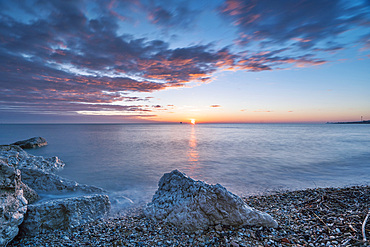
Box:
xmin=186 ymin=125 xmax=200 ymax=177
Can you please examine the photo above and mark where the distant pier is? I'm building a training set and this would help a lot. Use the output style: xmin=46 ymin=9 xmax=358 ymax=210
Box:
xmin=327 ymin=120 xmax=370 ymax=124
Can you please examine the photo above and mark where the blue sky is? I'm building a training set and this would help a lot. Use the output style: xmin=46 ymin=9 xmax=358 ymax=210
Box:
xmin=0 ymin=0 xmax=369 ymax=123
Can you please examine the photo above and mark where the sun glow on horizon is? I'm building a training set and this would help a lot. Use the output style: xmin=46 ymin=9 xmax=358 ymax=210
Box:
xmin=190 ymin=119 xmax=196 ymax=125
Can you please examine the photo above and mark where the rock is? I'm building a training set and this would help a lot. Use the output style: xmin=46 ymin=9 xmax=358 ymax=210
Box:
xmin=144 ymin=170 xmax=278 ymax=232
xmin=0 ymin=160 xmax=27 ymax=246
xmin=0 ymin=145 xmax=103 ymax=194
xmin=11 ymin=137 xmax=48 ymax=149
xmin=0 ymin=145 xmax=65 ymax=173
xmin=20 ymin=168 xmax=105 ymax=194
xmin=215 ymin=224 xmax=222 ymax=232
xmin=20 ymin=195 xmax=111 ymax=235
xmin=20 ymin=182 xmax=39 ymax=204
xmin=1 ymin=143 xmax=110 ymax=242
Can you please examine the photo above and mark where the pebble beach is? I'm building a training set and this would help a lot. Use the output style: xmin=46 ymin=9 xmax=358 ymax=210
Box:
xmin=9 ymin=185 xmax=369 ymax=247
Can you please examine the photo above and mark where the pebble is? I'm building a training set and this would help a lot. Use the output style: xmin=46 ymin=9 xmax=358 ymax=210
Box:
xmin=215 ymin=224 xmax=222 ymax=232
xmin=8 ymin=185 xmax=370 ymax=247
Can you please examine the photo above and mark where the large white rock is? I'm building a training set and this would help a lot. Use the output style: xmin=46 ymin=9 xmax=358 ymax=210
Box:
xmin=144 ymin=170 xmax=278 ymax=232
xmin=20 ymin=195 xmax=111 ymax=235
xmin=0 ymin=160 xmax=27 ymax=246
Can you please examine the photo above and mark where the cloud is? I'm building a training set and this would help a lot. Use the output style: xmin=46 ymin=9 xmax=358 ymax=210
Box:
xmin=220 ymin=0 xmax=370 ymax=51
xmin=210 ymin=105 xmax=221 ymax=108
xmin=1 ymin=0 xmax=361 ymax=120
xmin=234 ymin=49 xmax=327 ymax=71
xmin=1 ymin=1 xmax=321 ymax=116
xmin=146 ymin=1 xmax=202 ymax=30
xmin=359 ymin=33 xmax=370 ymax=51
xmin=0 ymin=1 xmax=224 ymax=116
xmin=253 ymin=110 xmax=272 ymax=113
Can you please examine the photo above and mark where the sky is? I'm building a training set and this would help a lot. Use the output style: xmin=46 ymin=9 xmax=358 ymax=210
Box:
xmin=0 ymin=0 xmax=369 ymax=124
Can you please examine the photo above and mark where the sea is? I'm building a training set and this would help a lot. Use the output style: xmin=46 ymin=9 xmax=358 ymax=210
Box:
xmin=1 ymin=123 xmax=369 ymax=205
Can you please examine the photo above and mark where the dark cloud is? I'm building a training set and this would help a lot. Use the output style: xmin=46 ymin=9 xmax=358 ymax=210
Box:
xmin=0 ymin=1 xmax=219 ymax=116
xmin=103 ymin=0 xmax=202 ymax=30
xmin=147 ymin=3 xmax=201 ymax=30
xmin=220 ymin=0 xmax=370 ymax=51
xmin=237 ymin=52 xmax=326 ymax=71
xmin=0 ymin=0 xmax=347 ymax=121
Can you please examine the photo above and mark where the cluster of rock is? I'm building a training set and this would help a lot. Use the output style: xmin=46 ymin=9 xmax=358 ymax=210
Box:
xmin=0 ymin=137 xmax=110 ymax=246
xmin=144 ymin=170 xmax=278 ymax=232
xmin=0 ymin=160 xmax=28 ymax=246
xmin=2 ymin=137 xmax=279 ymax=245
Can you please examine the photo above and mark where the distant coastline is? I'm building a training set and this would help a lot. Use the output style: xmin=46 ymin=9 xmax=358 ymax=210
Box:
xmin=327 ymin=120 xmax=370 ymax=124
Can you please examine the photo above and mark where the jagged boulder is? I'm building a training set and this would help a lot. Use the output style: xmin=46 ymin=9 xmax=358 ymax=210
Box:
xmin=144 ymin=170 xmax=278 ymax=232
xmin=11 ymin=137 xmax=47 ymax=149
xmin=0 ymin=160 xmax=27 ymax=246
xmin=0 ymin=145 xmax=103 ymax=194
xmin=20 ymin=195 xmax=110 ymax=235
xmin=0 ymin=145 xmax=65 ymax=173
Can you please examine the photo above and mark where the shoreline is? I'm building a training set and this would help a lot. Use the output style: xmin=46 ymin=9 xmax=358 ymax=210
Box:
xmin=9 ymin=184 xmax=370 ymax=246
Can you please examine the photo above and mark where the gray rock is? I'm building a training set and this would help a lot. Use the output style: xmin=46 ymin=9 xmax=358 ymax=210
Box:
xmin=1 ymin=143 xmax=111 ymax=242
xmin=20 ymin=168 xmax=106 ymax=194
xmin=0 ymin=160 xmax=27 ymax=246
xmin=0 ymin=145 xmax=103 ymax=194
xmin=11 ymin=137 xmax=48 ymax=149
xmin=0 ymin=145 xmax=65 ymax=173
xmin=144 ymin=170 xmax=278 ymax=232
xmin=20 ymin=195 xmax=110 ymax=235
xmin=19 ymin=182 xmax=39 ymax=204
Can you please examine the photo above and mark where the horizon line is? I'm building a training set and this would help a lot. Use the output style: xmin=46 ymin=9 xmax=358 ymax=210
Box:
xmin=0 ymin=121 xmax=329 ymax=125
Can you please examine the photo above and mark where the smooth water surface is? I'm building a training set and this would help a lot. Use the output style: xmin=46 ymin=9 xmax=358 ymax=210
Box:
xmin=1 ymin=123 xmax=369 ymax=202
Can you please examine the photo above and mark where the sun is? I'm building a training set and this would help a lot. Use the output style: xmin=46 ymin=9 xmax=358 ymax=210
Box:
xmin=190 ymin=119 xmax=196 ymax=125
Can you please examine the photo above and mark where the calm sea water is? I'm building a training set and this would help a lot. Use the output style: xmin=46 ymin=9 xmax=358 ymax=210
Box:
xmin=0 ymin=124 xmax=369 ymax=203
